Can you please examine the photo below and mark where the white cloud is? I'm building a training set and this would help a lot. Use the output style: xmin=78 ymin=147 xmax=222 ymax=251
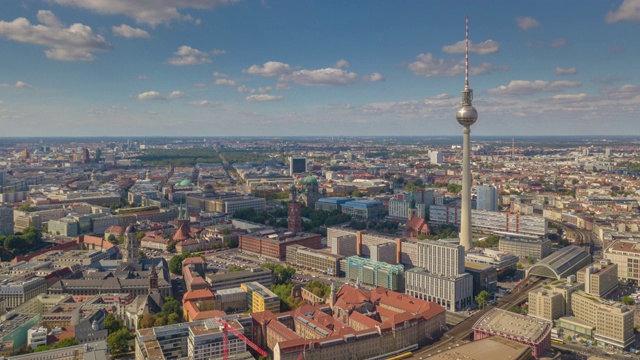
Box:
xmin=487 ymin=80 xmax=582 ymax=96
xmin=283 ymin=68 xmax=358 ymax=86
xmin=606 ymin=0 xmax=640 ymax=23
xmin=601 ymin=84 xmax=640 ymax=99
xmin=363 ymin=72 xmax=384 ymax=82
xmin=188 ymin=100 xmax=215 ymax=107
xmin=545 ymin=93 xmax=589 ymax=102
xmin=136 ymin=90 xmax=185 ymax=100
xmin=167 ymin=90 xmax=185 ymax=99
xmin=166 ymin=45 xmax=211 ymax=65
xmin=551 ymin=38 xmax=568 ymax=47
xmin=237 ymin=85 xmax=272 ymax=94
xmin=516 ymin=16 xmax=540 ymax=30
xmin=137 ymin=91 xmax=164 ymax=101
xmin=245 ymin=94 xmax=283 ymax=102
xmin=212 ymin=49 xmax=226 ymax=55
xmin=215 ymin=79 xmax=237 ymax=87
xmin=212 ymin=71 xmax=227 ymax=77
xmin=37 ymin=10 xmax=64 ymax=28
xmin=244 ymin=61 xmax=293 ymax=77
xmin=334 ymin=59 xmax=349 ymax=69
xmin=137 ymin=75 xmax=148 ymax=80
xmin=0 ymin=14 xmax=111 ymax=61
xmin=555 ymin=67 xmax=577 ymax=75
xmin=442 ymin=40 xmax=500 ymax=55
xmin=52 ymin=0 xmax=237 ymax=27
xmin=112 ymin=24 xmax=150 ymax=38
xmin=407 ymin=53 xmax=508 ymax=78
xmin=15 ymin=81 xmax=32 ymax=88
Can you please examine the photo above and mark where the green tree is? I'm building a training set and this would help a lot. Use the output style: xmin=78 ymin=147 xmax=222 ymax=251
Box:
xmin=622 ymin=296 xmax=635 ymax=305
xmin=228 ymin=265 xmax=244 ymax=272
xmin=106 ymin=328 xmax=133 ymax=355
xmin=54 ymin=338 xmax=79 ymax=348
xmin=475 ymin=290 xmax=491 ymax=309
xmin=261 ymin=263 xmax=296 ymax=285
xmin=154 ymin=315 xmax=168 ymax=327
xmin=161 ymin=299 xmax=181 ymax=316
xmin=139 ymin=250 xmax=147 ymax=259
xmin=136 ymin=231 xmax=146 ymax=242
xmin=221 ymin=228 xmax=232 ymax=235
xmin=105 ymin=313 xmax=123 ymax=334
xmin=18 ymin=205 xmax=37 ymax=212
xmin=166 ymin=240 xmax=177 ymax=253
xmin=107 ymin=234 xmax=117 ymax=242
xmin=139 ymin=313 xmax=155 ymax=329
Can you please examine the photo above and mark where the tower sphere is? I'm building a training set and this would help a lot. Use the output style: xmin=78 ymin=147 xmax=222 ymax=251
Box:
xmin=456 ymin=104 xmax=478 ymax=126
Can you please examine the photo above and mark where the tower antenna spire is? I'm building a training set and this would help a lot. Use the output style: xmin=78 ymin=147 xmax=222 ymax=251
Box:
xmin=465 ymin=15 xmax=469 ymax=89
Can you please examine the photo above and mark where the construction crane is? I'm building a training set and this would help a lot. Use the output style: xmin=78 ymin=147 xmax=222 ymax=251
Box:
xmin=213 ymin=317 xmax=268 ymax=360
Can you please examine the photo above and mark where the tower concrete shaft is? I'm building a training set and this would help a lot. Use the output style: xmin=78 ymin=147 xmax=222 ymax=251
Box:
xmin=460 ymin=126 xmax=473 ymax=250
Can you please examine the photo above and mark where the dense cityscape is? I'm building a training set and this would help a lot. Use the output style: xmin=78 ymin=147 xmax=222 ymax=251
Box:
xmin=2 ymin=1 xmax=640 ymax=360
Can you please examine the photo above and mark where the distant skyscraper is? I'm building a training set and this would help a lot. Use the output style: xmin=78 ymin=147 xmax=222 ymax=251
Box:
xmin=289 ymin=156 xmax=307 ymax=175
xmin=476 ymin=185 xmax=498 ymax=211
xmin=455 ymin=16 xmax=478 ymax=251
xmin=0 ymin=207 xmax=14 ymax=236
xmin=429 ymin=151 xmax=443 ymax=165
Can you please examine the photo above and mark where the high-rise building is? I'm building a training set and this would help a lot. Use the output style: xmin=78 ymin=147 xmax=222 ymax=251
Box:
xmin=289 ymin=156 xmax=307 ymax=175
xmin=455 ymin=16 xmax=478 ymax=251
xmin=122 ymin=224 xmax=140 ymax=263
xmin=476 ymin=185 xmax=498 ymax=211
xmin=405 ymin=240 xmax=473 ymax=311
xmin=0 ymin=206 xmax=14 ymax=236
xmin=288 ymin=186 xmax=303 ymax=234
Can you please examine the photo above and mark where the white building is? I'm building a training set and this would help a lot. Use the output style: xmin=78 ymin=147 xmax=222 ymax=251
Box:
xmin=27 ymin=326 xmax=47 ymax=350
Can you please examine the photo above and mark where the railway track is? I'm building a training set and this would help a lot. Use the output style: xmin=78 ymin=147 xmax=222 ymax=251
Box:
xmin=411 ymin=277 xmax=543 ymax=358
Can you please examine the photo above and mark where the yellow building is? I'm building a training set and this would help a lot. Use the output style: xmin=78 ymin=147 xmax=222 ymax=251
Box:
xmin=241 ymin=282 xmax=280 ymax=314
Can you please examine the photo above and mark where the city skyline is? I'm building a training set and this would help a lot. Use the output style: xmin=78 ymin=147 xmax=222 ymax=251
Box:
xmin=0 ymin=1 xmax=639 ymax=137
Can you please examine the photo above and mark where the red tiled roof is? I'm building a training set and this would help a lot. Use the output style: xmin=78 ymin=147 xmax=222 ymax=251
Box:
xmin=183 ymin=289 xmax=214 ymax=302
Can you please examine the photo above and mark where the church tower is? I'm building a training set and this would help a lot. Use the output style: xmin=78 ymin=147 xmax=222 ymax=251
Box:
xmin=149 ymin=259 xmax=159 ymax=294
xmin=407 ymin=190 xmax=417 ymax=220
xmin=122 ymin=224 xmax=140 ymax=263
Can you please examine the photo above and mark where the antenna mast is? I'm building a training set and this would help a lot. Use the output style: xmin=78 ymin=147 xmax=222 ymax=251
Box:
xmin=465 ymin=15 xmax=469 ymax=89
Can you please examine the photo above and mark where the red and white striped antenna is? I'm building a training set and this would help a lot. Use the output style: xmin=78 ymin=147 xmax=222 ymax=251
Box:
xmin=465 ymin=15 xmax=469 ymax=89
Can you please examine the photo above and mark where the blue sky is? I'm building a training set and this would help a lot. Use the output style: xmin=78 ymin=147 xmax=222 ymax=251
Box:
xmin=0 ymin=0 xmax=639 ymax=137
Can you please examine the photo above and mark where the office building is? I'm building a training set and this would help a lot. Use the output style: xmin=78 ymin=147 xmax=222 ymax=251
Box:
xmin=241 ymin=282 xmax=280 ymax=314
xmin=0 ymin=276 xmax=48 ymax=309
xmin=388 ymin=198 xmax=427 ymax=220
xmin=206 ymin=268 xmax=272 ymax=291
xmin=135 ymin=316 xmax=253 ymax=360
xmin=605 ymin=240 xmax=640 ymax=281
xmin=464 ymin=262 xmax=497 ymax=296
xmin=570 ymin=290 xmax=634 ymax=350
xmin=341 ymin=200 xmax=386 ymax=220
xmin=344 ymin=256 xmax=404 ymax=291
xmin=315 ymin=197 xmax=352 ymax=212
xmin=239 ymin=231 xmax=321 ymax=260
xmin=498 ymin=236 xmax=552 ymax=260
xmin=476 ymin=185 xmax=498 ymax=211
xmin=286 ymin=245 xmax=344 ymax=276
xmin=0 ymin=207 xmax=14 ymax=236
xmin=289 ymin=156 xmax=307 ymax=175
xmin=528 ymin=288 xmax=567 ymax=321
xmin=404 ymin=240 xmax=473 ymax=311
xmin=27 ymin=327 xmax=47 ymax=350
xmin=576 ymin=259 xmax=618 ymax=297
xmin=429 ymin=206 xmax=548 ymax=237
xmin=465 ymin=248 xmax=519 ymax=276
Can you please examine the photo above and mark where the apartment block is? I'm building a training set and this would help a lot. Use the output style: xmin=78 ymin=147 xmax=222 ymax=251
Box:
xmin=576 ymin=260 xmax=618 ymax=297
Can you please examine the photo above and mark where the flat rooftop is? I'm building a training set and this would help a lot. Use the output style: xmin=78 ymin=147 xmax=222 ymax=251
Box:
xmin=473 ymin=308 xmax=551 ymax=343
xmin=426 ymin=336 xmax=532 ymax=360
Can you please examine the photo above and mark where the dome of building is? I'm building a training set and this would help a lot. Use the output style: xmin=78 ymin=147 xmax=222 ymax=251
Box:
xmin=303 ymin=174 xmax=318 ymax=186
xmin=125 ymin=224 xmax=137 ymax=233
xmin=178 ymin=179 xmax=193 ymax=187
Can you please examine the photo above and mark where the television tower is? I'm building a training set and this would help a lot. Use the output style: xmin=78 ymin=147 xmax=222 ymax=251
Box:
xmin=455 ymin=16 xmax=478 ymax=251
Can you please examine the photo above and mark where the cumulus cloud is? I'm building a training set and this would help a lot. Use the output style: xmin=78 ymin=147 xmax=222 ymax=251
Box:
xmin=37 ymin=10 xmax=64 ymax=28
xmin=212 ymin=71 xmax=227 ymax=77
xmin=544 ymin=93 xmax=589 ymax=102
xmin=166 ymin=45 xmax=212 ymax=65
xmin=487 ymin=80 xmax=582 ymax=96
xmin=112 ymin=24 xmax=150 ymax=38
xmin=212 ymin=49 xmax=226 ymax=55
xmin=363 ymin=72 xmax=384 ymax=82
xmin=442 ymin=40 xmax=500 ymax=55
xmin=15 ymin=81 xmax=32 ymax=88
xmin=215 ymin=79 xmax=237 ymax=87
xmin=555 ymin=67 xmax=577 ymax=75
xmin=52 ymin=0 xmax=237 ymax=27
xmin=136 ymin=90 xmax=185 ymax=100
xmin=334 ymin=59 xmax=349 ymax=69
xmin=188 ymin=100 xmax=216 ymax=107
xmin=606 ymin=0 xmax=640 ymax=23
xmin=0 ymin=13 xmax=111 ymax=61
xmin=243 ymin=61 xmax=292 ymax=77
xmin=516 ymin=16 xmax=540 ymax=30
xmin=407 ymin=53 xmax=508 ymax=78
xmin=283 ymin=68 xmax=358 ymax=86
xmin=245 ymin=94 xmax=283 ymax=102
xmin=237 ymin=86 xmax=272 ymax=94
xmin=551 ymin=38 xmax=568 ymax=47
xmin=601 ymin=84 xmax=640 ymax=99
